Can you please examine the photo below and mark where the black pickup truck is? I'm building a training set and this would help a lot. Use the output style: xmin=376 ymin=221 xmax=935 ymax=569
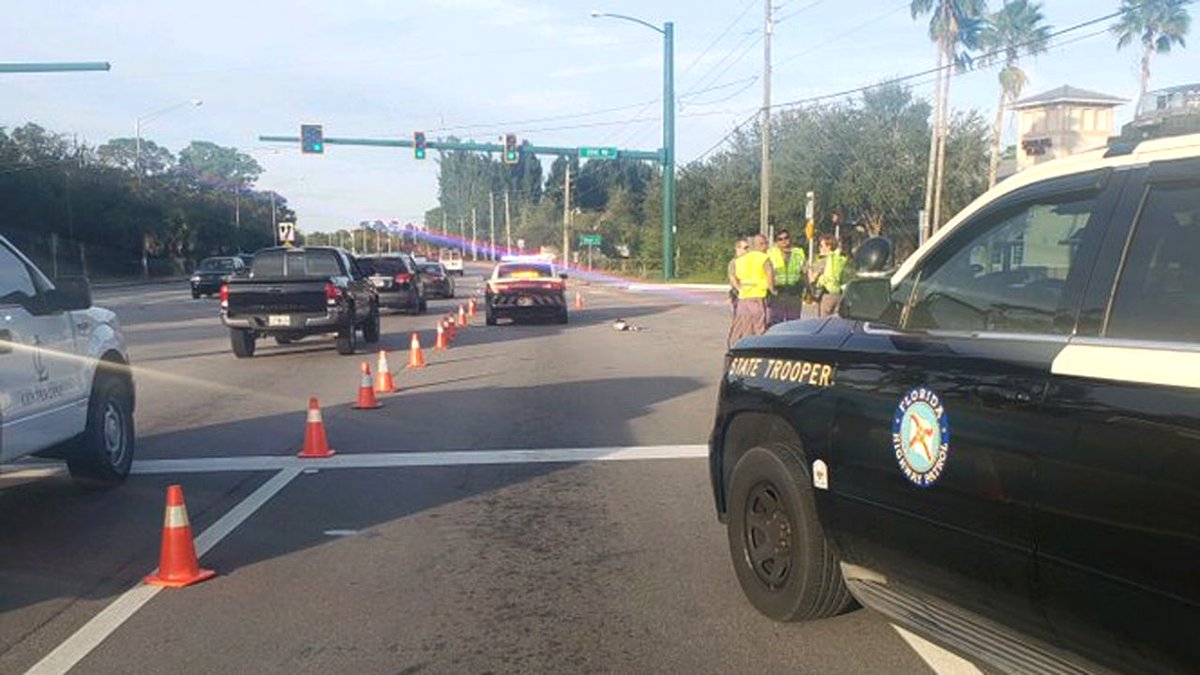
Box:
xmin=220 ymin=246 xmax=380 ymax=357
xmin=711 ymin=131 xmax=1199 ymax=673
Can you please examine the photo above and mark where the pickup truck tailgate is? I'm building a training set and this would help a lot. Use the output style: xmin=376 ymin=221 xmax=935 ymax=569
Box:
xmin=226 ymin=280 xmax=328 ymax=316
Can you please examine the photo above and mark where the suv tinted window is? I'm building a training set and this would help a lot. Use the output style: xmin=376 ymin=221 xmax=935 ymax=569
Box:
xmin=1107 ymin=182 xmax=1200 ymax=343
xmin=252 ymin=250 xmax=343 ymax=277
xmin=0 ymin=243 xmax=36 ymax=304
xmin=905 ymin=194 xmax=1097 ymax=334
xmin=362 ymin=257 xmax=410 ymax=275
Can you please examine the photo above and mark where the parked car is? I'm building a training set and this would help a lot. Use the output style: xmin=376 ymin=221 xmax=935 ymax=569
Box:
xmin=358 ymin=253 xmax=427 ymax=314
xmin=709 ymin=130 xmax=1200 ymax=673
xmin=0 ymin=233 xmax=135 ymax=486
xmin=190 ymin=256 xmax=246 ymax=298
xmin=220 ymin=246 xmax=380 ymax=357
xmin=416 ymin=261 xmax=455 ymax=299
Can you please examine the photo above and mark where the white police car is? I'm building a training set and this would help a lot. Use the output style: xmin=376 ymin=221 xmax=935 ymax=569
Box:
xmin=0 ymin=235 xmax=135 ymax=485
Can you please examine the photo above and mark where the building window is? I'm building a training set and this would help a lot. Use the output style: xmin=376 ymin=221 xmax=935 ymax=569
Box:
xmin=1083 ymin=109 xmax=1095 ymax=131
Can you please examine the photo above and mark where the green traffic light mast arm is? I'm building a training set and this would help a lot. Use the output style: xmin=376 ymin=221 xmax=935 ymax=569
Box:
xmin=257 ymin=135 xmax=662 ymax=162
xmin=0 ymin=62 xmax=111 ymax=73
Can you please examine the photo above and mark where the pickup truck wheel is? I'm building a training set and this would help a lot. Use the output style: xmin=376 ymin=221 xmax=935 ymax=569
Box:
xmin=418 ymin=298 xmax=428 ymax=314
xmin=362 ymin=306 xmax=381 ymax=344
xmin=335 ymin=315 xmax=357 ymax=355
xmin=727 ymin=443 xmax=854 ymax=622
xmin=486 ymin=311 xmax=497 ymax=326
xmin=230 ymin=329 xmax=256 ymax=358
xmin=66 ymin=372 xmax=135 ymax=488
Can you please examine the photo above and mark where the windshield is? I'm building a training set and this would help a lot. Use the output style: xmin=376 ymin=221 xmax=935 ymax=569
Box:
xmin=3 ymin=4 xmax=1193 ymax=674
xmin=197 ymin=258 xmax=235 ymax=272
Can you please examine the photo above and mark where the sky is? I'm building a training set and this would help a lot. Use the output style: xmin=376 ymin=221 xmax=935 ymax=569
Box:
xmin=4 ymin=0 xmax=1198 ymax=234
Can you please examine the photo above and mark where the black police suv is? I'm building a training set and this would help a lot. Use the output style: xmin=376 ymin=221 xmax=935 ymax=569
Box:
xmin=710 ymin=131 xmax=1200 ymax=673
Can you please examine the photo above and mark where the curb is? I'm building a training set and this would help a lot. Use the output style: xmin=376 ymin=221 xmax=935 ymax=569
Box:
xmin=91 ymin=277 xmax=188 ymax=290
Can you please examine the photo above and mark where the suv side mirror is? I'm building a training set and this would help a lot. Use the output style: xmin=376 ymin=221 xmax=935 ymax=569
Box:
xmin=31 ymin=276 xmax=93 ymax=314
xmin=559 ymin=272 xmax=569 ymax=280
xmin=838 ymin=278 xmax=891 ymax=322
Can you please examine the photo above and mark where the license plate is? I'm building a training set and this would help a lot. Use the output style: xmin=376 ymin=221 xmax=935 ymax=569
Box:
xmin=268 ymin=315 xmax=291 ymax=327
xmin=371 ymin=278 xmax=388 ymax=288
xmin=517 ymin=296 xmax=534 ymax=307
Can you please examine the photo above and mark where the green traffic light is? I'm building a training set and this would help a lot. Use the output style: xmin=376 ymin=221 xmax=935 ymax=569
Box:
xmin=415 ymin=149 xmax=426 ymax=160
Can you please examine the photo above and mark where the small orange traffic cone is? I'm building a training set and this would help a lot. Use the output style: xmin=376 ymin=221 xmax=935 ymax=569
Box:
xmin=574 ymin=291 xmax=584 ymax=309
xmin=298 ymin=397 xmax=336 ymax=457
xmin=144 ymin=485 xmax=216 ymax=588
xmin=352 ymin=362 xmax=383 ymax=409
xmin=375 ymin=350 xmax=397 ymax=393
xmin=435 ymin=320 xmax=450 ymax=351
xmin=468 ymin=298 xmax=477 ymax=318
xmin=458 ymin=304 xmax=468 ymax=328
xmin=407 ymin=332 xmax=427 ymax=369
xmin=447 ymin=315 xmax=458 ymax=341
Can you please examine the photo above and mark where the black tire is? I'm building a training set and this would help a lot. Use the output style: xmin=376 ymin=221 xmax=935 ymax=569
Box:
xmin=231 ymin=328 xmax=256 ymax=358
xmin=727 ymin=443 xmax=855 ymax=622
xmin=362 ymin=306 xmax=381 ymax=344
xmin=418 ymin=298 xmax=428 ymax=314
xmin=191 ymin=290 xmax=201 ymax=299
xmin=486 ymin=311 xmax=497 ymax=326
xmin=335 ymin=312 xmax=357 ymax=355
xmin=66 ymin=370 xmax=135 ymax=487
xmin=556 ymin=309 xmax=569 ymax=325
xmin=448 ymin=284 xmax=455 ymax=299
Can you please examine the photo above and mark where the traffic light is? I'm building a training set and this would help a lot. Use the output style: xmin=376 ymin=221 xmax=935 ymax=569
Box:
xmin=300 ymin=124 xmax=324 ymax=154
xmin=503 ymin=133 xmax=518 ymax=165
xmin=413 ymin=131 xmax=427 ymax=160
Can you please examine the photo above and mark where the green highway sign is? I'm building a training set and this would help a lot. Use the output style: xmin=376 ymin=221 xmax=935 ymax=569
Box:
xmin=579 ymin=233 xmax=602 ymax=247
xmin=579 ymin=147 xmax=618 ymax=160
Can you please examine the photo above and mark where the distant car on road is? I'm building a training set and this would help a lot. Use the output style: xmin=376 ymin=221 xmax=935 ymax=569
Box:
xmin=221 ymin=246 xmax=380 ymax=357
xmin=416 ymin=261 xmax=455 ymax=299
xmin=485 ymin=259 xmax=568 ymax=325
xmin=0 ymin=234 xmax=135 ymax=486
xmin=358 ymin=253 xmax=427 ymax=314
xmin=439 ymin=248 xmax=464 ymax=276
xmin=190 ymin=256 xmax=246 ymax=299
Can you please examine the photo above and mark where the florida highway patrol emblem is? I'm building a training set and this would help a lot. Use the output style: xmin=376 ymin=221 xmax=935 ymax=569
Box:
xmin=892 ymin=388 xmax=950 ymax=487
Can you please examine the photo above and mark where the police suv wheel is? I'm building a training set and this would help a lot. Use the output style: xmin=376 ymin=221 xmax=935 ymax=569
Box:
xmin=67 ymin=371 xmax=135 ymax=487
xmin=727 ymin=443 xmax=854 ymax=621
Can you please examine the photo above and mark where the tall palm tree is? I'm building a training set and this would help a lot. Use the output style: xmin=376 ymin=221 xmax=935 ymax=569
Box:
xmin=980 ymin=0 xmax=1051 ymax=187
xmin=1112 ymin=0 xmax=1192 ymax=97
xmin=912 ymin=0 xmax=988 ymax=232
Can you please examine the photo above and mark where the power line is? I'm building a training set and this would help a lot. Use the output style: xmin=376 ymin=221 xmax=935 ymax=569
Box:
xmin=679 ymin=29 xmax=762 ymax=100
xmin=428 ymin=99 xmax=659 ymax=135
xmin=774 ymin=0 xmax=829 ymax=25
xmin=678 ymin=0 xmax=760 ymax=81
xmin=774 ymin=2 xmax=909 ymax=71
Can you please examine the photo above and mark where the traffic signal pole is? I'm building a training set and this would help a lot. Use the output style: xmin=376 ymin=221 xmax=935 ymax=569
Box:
xmin=662 ymin=21 xmax=676 ymax=280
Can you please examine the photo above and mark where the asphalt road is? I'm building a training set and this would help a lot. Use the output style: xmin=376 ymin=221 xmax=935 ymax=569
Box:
xmin=0 ymin=263 xmax=983 ymax=674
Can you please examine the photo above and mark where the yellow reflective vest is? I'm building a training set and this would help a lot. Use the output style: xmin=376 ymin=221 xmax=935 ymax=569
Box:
xmin=767 ymin=246 xmax=807 ymax=287
xmin=735 ymin=251 xmax=770 ymax=299
xmin=817 ymin=251 xmax=851 ymax=293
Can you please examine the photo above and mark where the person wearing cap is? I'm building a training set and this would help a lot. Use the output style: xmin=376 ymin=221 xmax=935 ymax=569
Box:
xmin=766 ymin=229 xmax=807 ymax=325
xmin=809 ymin=233 xmax=853 ymax=317
xmin=728 ymin=234 xmax=775 ymax=347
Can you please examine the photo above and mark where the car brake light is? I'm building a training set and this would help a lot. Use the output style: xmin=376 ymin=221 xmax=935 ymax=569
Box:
xmin=219 ymin=283 xmax=229 ymax=308
xmin=325 ymin=281 xmax=342 ymax=304
xmin=394 ymin=273 xmax=412 ymax=284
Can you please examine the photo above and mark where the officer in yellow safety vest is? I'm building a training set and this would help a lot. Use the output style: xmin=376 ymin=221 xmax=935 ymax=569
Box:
xmin=728 ymin=234 xmax=775 ymax=347
xmin=809 ymin=234 xmax=852 ymax=317
xmin=766 ymin=229 xmax=807 ymax=325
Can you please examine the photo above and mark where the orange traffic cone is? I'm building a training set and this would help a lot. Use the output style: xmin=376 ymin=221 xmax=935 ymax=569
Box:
xmin=144 ymin=485 xmax=216 ymax=588
xmin=407 ymin=332 xmax=427 ymax=369
xmin=468 ymin=298 xmax=477 ymax=318
xmin=352 ymin=362 xmax=383 ymax=409
xmin=447 ymin=315 xmax=458 ymax=341
xmin=458 ymin=305 xmax=468 ymax=328
xmin=574 ymin=291 xmax=584 ymax=309
xmin=435 ymin=320 xmax=450 ymax=351
xmin=298 ymin=397 xmax=336 ymax=457
xmin=375 ymin=350 xmax=397 ymax=394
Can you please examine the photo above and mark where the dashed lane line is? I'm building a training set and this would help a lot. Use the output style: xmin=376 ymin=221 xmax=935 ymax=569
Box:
xmin=24 ymin=467 xmax=302 ymax=675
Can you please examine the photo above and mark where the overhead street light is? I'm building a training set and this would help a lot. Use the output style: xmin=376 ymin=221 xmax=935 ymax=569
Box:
xmin=135 ymin=98 xmax=203 ymax=179
xmin=591 ymin=10 xmax=676 ymax=280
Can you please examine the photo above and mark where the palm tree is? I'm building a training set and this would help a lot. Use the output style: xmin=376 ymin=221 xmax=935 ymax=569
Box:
xmin=980 ymin=0 xmax=1051 ymax=187
xmin=1112 ymin=0 xmax=1192 ymax=97
xmin=911 ymin=0 xmax=988 ymax=232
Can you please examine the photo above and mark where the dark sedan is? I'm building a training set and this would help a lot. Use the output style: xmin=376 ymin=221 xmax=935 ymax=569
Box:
xmin=416 ymin=262 xmax=455 ymax=299
xmin=359 ymin=253 xmax=426 ymax=314
xmin=191 ymin=256 xmax=246 ymax=298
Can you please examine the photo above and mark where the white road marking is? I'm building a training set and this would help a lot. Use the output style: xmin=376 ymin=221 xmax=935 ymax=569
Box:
xmin=892 ymin=625 xmax=986 ymax=675
xmin=128 ymin=444 xmax=709 ymax=475
xmin=24 ymin=467 xmax=301 ymax=675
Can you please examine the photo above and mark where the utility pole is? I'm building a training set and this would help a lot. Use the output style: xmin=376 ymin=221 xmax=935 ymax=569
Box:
xmin=562 ymin=162 xmax=572 ymax=268
xmin=489 ymin=192 xmax=496 ymax=261
xmin=459 ymin=217 xmax=465 ymax=255
xmin=471 ymin=208 xmax=478 ymax=261
xmin=271 ymin=192 xmax=278 ymax=246
xmin=760 ymin=0 xmax=773 ymax=238
xmin=504 ymin=188 xmax=512 ymax=255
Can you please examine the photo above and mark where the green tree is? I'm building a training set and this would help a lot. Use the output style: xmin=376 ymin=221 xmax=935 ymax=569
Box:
xmin=911 ymin=0 xmax=987 ymax=231
xmin=177 ymin=141 xmax=263 ymax=190
xmin=1112 ymin=0 xmax=1192 ymax=96
xmin=97 ymin=137 xmax=176 ymax=176
xmin=979 ymin=0 xmax=1051 ymax=187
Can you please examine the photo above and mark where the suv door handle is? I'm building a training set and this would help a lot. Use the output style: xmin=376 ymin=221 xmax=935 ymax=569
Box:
xmin=973 ymin=384 xmax=1036 ymax=406
xmin=0 ymin=329 xmax=12 ymax=354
